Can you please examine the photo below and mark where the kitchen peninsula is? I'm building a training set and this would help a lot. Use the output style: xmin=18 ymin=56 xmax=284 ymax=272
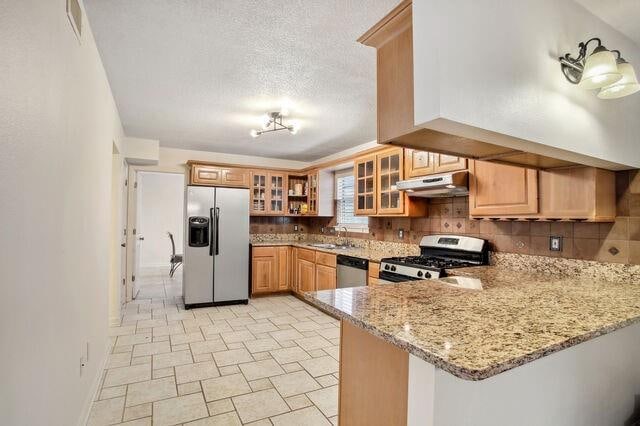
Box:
xmin=306 ymin=261 xmax=640 ymax=426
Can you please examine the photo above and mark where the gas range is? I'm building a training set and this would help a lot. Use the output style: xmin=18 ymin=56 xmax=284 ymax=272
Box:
xmin=379 ymin=235 xmax=488 ymax=282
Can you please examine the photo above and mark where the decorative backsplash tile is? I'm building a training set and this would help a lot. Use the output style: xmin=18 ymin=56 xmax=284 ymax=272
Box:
xmin=251 ymin=170 xmax=640 ymax=265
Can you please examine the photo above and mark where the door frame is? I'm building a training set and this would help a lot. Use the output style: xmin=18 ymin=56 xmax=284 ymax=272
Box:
xmin=125 ymin=166 xmax=187 ymax=302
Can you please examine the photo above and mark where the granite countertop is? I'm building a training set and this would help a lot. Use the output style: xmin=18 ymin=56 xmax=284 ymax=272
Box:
xmin=304 ymin=265 xmax=640 ymax=381
xmin=251 ymin=240 xmax=406 ymax=263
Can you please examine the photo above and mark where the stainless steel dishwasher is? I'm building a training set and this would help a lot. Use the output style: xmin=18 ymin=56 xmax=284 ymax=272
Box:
xmin=336 ymin=255 xmax=369 ymax=288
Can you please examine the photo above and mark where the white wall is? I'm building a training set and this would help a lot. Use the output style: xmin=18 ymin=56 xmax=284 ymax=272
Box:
xmin=137 ymin=172 xmax=185 ymax=268
xmin=413 ymin=0 xmax=640 ymax=169
xmin=124 ymin=136 xmax=160 ymax=165
xmin=0 ymin=1 xmax=124 ymax=425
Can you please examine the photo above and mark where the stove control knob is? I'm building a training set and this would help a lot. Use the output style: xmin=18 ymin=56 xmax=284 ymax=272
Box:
xmin=390 ymin=266 xmax=397 ymax=272
xmin=384 ymin=264 xmax=390 ymax=270
xmin=417 ymin=271 xmax=423 ymax=278
xmin=424 ymin=272 xmax=431 ymax=279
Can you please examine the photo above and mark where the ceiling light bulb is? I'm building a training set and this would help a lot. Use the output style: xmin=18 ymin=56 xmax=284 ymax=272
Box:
xmin=260 ymin=114 xmax=272 ymax=130
xmin=250 ymin=129 xmax=260 ymax=138
xmin=578 ymin=46 xmax=622 ymax=90
xmin=598 ymin=62 xmax=640 ymax=99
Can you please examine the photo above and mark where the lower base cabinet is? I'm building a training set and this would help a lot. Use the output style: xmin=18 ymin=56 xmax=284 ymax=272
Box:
xmin=293 ymin=248 xmax=337 ymax=294
xmin=316 ymin=264 xmax=337 ymax=291
xmin=251 ymin=246 xmax=290 ymax=294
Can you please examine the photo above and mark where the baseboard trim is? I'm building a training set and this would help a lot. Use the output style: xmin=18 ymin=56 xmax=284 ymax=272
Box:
xmin=77 ymin=340 xmax=110 ymax=426
xmin=109 ymin=315 xmax=121 ymax=326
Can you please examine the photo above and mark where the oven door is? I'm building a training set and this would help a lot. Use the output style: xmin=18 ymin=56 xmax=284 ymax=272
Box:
xmin=378 ymin=270 xmax=423 ymax=284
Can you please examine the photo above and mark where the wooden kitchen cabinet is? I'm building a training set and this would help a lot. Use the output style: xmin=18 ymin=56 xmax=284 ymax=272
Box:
xmin=250 ymin=171 xmax=268 ymax=214
xmin=368 ymin=262 xmax=380 ymax=286
xmin=250 ymin=171 xmax=286 ymax=215
xmin=377 ymin=148 xmax=405 ymax=214
xmin=251 ymin=247 xmax=278 ymax=294
xmin=251 ymin=246 xmax=291 ymax=294
xmin=405 ymin=149 xmax=467 ymax=178
xmin=191 ymin=164 xmax=249 ymax=187
xmin=307 ymin=170 xmax=318 ymax=215
xmin=315 ymin=264 xmax=337 ymax=291
xmin=297 ymin=258 xmax=316 ymax=293
xmin=468 ymin=160 xmax=539 ymax=216
xmin=268 ymin=172 xmax=286 ymax=215
xmin=355 ymin=155 xmax=377 ymax=215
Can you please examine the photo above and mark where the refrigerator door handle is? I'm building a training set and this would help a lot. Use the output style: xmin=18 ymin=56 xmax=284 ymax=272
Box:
xmin=214 ymin=207 xmax=220 ymax=255
xmin=209 ymin=208 xmax=214 ymax=257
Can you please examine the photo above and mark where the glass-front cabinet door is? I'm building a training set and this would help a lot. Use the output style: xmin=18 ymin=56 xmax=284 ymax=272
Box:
xmin=250 ymin=171 xmax=267 ymax=214
xmin=354 ymin=155 xmax=376 ymax=215
xmin=267 ymin=172 xmax=286 ymax=214
xmin=377 ymin=148 xmax=404 ymax=214
xmin=307 ymin=171 xmax=318 ymax=215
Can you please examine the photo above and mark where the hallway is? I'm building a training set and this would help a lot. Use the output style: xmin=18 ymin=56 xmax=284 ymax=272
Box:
xmin=88 ymin=269 xmax=340 ymax=425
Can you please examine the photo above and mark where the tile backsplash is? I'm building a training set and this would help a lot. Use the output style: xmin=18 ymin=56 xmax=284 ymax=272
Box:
xmin=251 ymin=170 xmax=640 ymax=265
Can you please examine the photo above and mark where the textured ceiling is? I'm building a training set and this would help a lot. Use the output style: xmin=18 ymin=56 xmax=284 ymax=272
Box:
xmin=84 ymin=0 xmax=398 ymax=161
xmin=576 ymin=0 xmax=640 ymax=47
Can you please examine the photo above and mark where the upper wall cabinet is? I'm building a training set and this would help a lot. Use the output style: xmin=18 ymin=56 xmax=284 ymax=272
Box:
xmin=469 ymin=160 xmax=615 ymax=221
xmin=354 ymin=148 xmax=427 ymax=217
xmin=359 ymin=0 xmax=414 ymax=144
xmin=404 ymin=149 xmax=467 ymax=178
xmin=190 ymin=164 xmax=249 ymax=188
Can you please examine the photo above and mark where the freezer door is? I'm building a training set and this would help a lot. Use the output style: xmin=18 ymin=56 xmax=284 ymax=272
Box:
xmin=213 ymin=187 xmax=250 ymax=302
xmin=184 ymin=186 xmax=214 ymax=305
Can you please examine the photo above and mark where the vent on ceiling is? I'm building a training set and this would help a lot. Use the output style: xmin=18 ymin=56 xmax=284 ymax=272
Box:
xmin=67 ymin=0 xmax=82 ymax=40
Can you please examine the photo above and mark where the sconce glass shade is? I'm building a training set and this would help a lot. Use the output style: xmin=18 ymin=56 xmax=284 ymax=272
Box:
xmin=598 ymin=62 xmax=640 ymax=99
xmin=578 ymin=46 xmax=622 ymax=90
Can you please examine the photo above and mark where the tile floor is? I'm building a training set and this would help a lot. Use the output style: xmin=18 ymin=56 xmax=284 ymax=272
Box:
xmin=88 ymin=267 xmax=340 ymax=425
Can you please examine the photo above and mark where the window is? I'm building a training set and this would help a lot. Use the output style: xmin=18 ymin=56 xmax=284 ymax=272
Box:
xmin=335 ymin=170 xmax=369 ymax=232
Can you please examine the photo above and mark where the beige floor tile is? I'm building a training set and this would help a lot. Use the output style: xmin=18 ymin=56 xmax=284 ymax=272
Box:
xmin=269 ymin=315 xmax=298 ymax=325
xmin=316 ymin=374 xmax=339 ymax=387
xmin=87 ymin=397 xmax=125 ymax=426
xmin=239 ymin=359 xmax=285 ymax=381
xmin=123 ymin=403 xmax=152 ymax=421
xmin=220 ymin=330 xmax=255 ymax=344
xmin=202 ymin=373 xmax=251 ymax=401
xmin=227 ymin=316 xmax=257 ymax=327
xmin=306 ymin=385 xmax=338 ymax=417
xmin=329 ymin=415 xmax=338 ymax=425
xmin=109 ymin=325 xmax=137 ymax=337
xmin=171 ymin=343 xmax=190 ymax=351
xmin=116 ymin=333 xmax=151 ymax=347
xmin=270 ymin=347 xmax=311 ymax=364
xmin=104 ymin=363 xmax=151 ymax=387
xmin=244 ymin=338 xmax=281 ymax=354
xmin=152 ymin=367 xmax=175 ymax=379
xmin=190 ymin=339 xmax=227 ymax=355
xmin=246 ymin=322 xmax=279 ymax=334
xmin=251 ymin=352 xmax=272 ymax=361
xmin=132 ymin=341 xmax=171 ymax=357
xmin=323 ymin=346 xmax=340 ymax=360
xmin=175 ymin=361 xmax=219 ymax=384
xmin=270 ymin=406 xmax=331 ymax=426
xmin=107 ymin=352 xmax=132 ymax=369
xmin=126 ymin=376 xmax=177 ymax=407
xmin=115 ymin=417 xmax=151 ymax=425
xmin=152 ymin=350 xmax=193 ymax=369
xmin=178 ymin=381 xmax=202 ymax=395
xmin=316 ymin=327 xmax=340 ymax=340
xmin=201 ymin=322 xmax=233 ymax=336
xmin=153 ymin=393 xmax=209 ymax=426
xmin=219 ymin=365 xmax=241 ymax=375
xmin=269 ymin=329 xmax=304 ymax=342
xmin=232 ymin=389 xmax=289 ymax=423
xmin=212 ymin=348 xmax=253 ymax=366
xmin=245 ymin=419 xmax=272 ymax=426
xmin=248 ymin=378 xmax=273 ymax=392
xmin=137 ymin=318 xmax=168 ymax=329
xmin=184 ymin=411 xmax=241 ymax=425
xmin=299 ymin=355 xmax=339 ymax=378
xmin=193 ymin=353 xmax=213 ymax=363
xmin=295 ymin=336 xmax=332 ymax=351
xmin=291 ymin=321 xmax=323 ymax=332
xmin=270 ymin=370 xmax=321 ymax=397
xmin=248 ymin=310 xmax=277 ymax=320
xmin=207 ymin=398 xmax=234 ymax=416
xmin=284 ymin=394 xmax=313 ymax=410
xmin=131 ymin=355 xmax=152 ymax=366
xmin=170 ymin=331 xmax=204 ymax=345
xmin=100 ymin=385 xmax=127 ymax=400
xmin=152 ymin=324 xmax=184 ymax=337
xmin=281 ymin=362 xmax=304 ymax=373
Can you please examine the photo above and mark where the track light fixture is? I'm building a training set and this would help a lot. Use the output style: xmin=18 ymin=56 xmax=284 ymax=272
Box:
xmin=559 ymin=37 xmax=639 ymax=99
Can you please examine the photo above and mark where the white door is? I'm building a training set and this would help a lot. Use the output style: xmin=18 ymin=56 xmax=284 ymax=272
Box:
xmin=120 ymin=159 xmax=128 ymax=306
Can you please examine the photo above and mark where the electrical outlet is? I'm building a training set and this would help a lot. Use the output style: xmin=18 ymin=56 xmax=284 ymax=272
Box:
xmin=80 ymin=356 xmax=86 ymax=376
xmin=320 ymin=226 xmax=325 ymax=234
xmin=398 ymin=229 xmax=404 ymax=239
xmin=294 ymin=225 xmax=298 ymax=232
xmin=549 ymin=236 xmax=563 ymax=251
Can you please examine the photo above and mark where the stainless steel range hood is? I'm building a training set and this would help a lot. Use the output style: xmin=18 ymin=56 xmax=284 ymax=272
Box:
xmin=396 ymin=171 xmax=468 ymax=198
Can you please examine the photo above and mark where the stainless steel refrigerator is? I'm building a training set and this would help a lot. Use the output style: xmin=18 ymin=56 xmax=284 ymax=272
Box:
xmin=183 ymin=185 xmax=249 ymax=308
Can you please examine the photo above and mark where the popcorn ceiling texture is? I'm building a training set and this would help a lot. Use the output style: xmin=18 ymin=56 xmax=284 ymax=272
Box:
xmin=251 ymin=170 xmax=640 ymax=265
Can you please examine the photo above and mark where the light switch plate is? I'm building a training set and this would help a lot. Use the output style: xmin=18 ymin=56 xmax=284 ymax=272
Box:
xmin=398 ymin=229 xmax=404 ymax=239
xmin=294 ymin=225 xmax=298 ymax=232
xmin=549 ymin=236 xmax=563 ymax=251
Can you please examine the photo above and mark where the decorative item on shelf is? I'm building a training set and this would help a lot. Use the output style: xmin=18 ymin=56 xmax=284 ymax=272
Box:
xmin=300 ymin=203 xmax=308 ymax=214
xmin=288 ymin=189 xmax=294 ymax=196
xmin=250 ymin=110 xmax=300 ymax=138
xmin=559 ymin=37 xmax=640 ymax=99
xmin=294 ymin=183 xmax=303 ymax=196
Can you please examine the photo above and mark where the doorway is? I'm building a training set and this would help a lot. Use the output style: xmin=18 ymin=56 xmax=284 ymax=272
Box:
xmin=134 ymin=171 xmax=185 ymax=299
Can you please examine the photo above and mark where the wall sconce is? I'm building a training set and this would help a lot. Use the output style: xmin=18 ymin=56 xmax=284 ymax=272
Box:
xmin=559 ymin=37 xmax=640 ymax=99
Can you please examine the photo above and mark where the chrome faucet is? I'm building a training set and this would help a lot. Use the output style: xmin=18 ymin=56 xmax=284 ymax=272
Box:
xmin=337 ymin=226 xmax=349 ymax=247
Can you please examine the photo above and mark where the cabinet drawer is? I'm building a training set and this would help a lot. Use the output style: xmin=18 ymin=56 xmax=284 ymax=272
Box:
xmin=222 ymin=169 xmax=249 ymax=187
xmin=297 ymin=248 xmax=315 ymax=262
xmin=253 ymin=246 xmax=277 ymax=257
xmin=192 ymin=165 xmax=223 ymax=185
xmin=315 ymin=252 xmax=336 ymax=268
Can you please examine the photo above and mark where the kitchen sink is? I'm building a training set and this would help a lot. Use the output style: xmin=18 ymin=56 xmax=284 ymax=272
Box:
xmin=308 ymin=243 xmax=350 ymax=250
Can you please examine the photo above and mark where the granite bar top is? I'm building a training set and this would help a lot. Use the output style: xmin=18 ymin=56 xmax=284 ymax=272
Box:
xmin=304 ymin=265 xmax=640 ymax=381
xmin=251 ymin=239 xmax=416 ymax=263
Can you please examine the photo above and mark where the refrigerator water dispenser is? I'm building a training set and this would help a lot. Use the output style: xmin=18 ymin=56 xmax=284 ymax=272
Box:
xmin=188 ymin=216 xmax=209 ymax=247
